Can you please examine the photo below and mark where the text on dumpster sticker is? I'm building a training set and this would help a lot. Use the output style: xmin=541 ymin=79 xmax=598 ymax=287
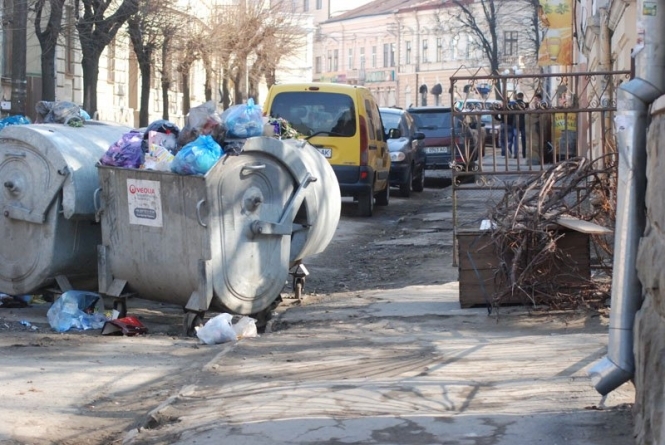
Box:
xmin=127 ymin=179 xmax=163 ymax=227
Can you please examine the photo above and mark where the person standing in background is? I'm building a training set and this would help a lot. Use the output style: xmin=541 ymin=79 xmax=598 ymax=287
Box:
xmin=495 ymin=102 xmax=515 ymax=157
xmin=515 ymin=92 xmax=528 ymax=158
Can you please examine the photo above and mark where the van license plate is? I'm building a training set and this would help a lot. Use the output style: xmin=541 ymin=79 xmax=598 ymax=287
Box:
xmin=426 ymin=147 xmax=449 ymax=154
xmin=317 ymin=148 xmax=332 ymax=158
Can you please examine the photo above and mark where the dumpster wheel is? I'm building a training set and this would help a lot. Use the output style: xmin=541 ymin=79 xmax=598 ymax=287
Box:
xmin=294 ymin=278 xmax=305 ymax=300
xmin=183 ymin=311 xmax=204 ymax=337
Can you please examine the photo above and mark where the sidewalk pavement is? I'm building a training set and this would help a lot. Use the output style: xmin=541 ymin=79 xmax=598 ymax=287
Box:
xmin=126 ymin=282 xmax=635 ymax=445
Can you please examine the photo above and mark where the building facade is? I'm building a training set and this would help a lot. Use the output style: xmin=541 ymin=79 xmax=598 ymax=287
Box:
xmin=312 ymin=0 xmax=538 ymax=108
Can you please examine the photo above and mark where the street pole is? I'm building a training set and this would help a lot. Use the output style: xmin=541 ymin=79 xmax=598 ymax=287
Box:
xmin=10 ymin=0 xmax=28 ymax=116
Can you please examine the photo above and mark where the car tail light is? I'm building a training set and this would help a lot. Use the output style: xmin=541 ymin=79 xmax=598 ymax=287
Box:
xmin=359 ymin=115 xmax=368 ymax=166
xmin=454 ymin=136 xmax=465 ymax=163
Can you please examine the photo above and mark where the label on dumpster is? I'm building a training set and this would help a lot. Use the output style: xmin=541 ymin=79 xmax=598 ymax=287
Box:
xmin=127 ymin=179 xmax=163 ymax=227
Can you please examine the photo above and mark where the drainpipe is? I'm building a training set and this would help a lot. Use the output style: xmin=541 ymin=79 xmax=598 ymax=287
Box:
xmin=588 ymin=0 xmax=665 ymax=396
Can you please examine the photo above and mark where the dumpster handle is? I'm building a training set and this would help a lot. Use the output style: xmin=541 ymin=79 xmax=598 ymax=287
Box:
xmin=93 ymin=187 xmax=103 ymax=220
xmin=196 ymin=199 xmax=207 ymax=228
xmin=242 ymin=164 xmax=266 ymax=174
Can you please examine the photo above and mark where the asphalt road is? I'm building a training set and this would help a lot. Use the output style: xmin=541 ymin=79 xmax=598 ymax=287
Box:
xmin=0 ymin=171 xmax=634 ymax=445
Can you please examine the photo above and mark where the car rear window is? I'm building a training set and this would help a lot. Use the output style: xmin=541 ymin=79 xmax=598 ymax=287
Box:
xmin=409 ymin=110 xmax=452 ymax=130
xmin=408 ymin=109 xmax=464 ymax=137
xmin=380 ymin=112 xmax=400 ymax=130
xmin=269 ymin=92 xmax=356 ymax=137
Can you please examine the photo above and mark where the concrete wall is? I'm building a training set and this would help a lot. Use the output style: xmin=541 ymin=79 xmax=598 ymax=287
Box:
xmin=634 ymin=96 xmax=665 ymax=445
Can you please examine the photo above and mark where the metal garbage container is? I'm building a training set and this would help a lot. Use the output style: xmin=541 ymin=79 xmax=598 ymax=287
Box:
xmin=0 ymin=122 xmax=131 ymax=296
xmin=96 ymin=136 xmax=341 ymax=331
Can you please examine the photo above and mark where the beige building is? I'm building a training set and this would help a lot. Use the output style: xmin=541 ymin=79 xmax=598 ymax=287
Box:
xmin=313 ymin=0 xmax=537 ymax=108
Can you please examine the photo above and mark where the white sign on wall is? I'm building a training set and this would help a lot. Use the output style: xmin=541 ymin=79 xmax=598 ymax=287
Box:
xmin=126 ymin=179 xmax=163 ymax=227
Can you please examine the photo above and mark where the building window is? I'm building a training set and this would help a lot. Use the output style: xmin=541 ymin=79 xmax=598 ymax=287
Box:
xmin=504 ymin=31 xmax=518 ymax=56
xmin=316 ymin=0 xmax=322 ymax=9
xmin=65 ymin=6 xmax=76 ymax=75
xmin=107 ymin=38 xmax=116 ymax=83
xmin=348 ymin=48 xmax=354 ymax=69
xmin=405 ymin=40 xmax=411 ymax=65
xmin=360 ymin=47 xmax=365 ymax=69
xmin=422 ymin=39 xmax=429 ymax=63
xmin=315 ymin=56 xmax=322 ymax=73
xmin=303 ymin=0 xmax=309 ymax=12
xmin=327 ymin=50 xmax=332 ymax=71
xmin=333 ymin=49 xmax=338 ymax=71
xmin=371 ymin=46 xmax=377 ymax=68
xmin=451 ymin=35 xmax=459 ymax=60
xmin=382 ymin=44 xmax=395 ymax=68
xmin=436 ymin=37 xmax=443 ymax=63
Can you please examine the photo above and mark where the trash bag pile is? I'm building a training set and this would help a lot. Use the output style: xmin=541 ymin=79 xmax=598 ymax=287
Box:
xmin=0 ymin=115 xmax=31 ymax=130
xmin=99 ymin=99 xmax=269 ymax=176
xmin=35 ymin=100 xmax=90 ymax=127
xmin=46 ymin=291 xmax=107 ymax=333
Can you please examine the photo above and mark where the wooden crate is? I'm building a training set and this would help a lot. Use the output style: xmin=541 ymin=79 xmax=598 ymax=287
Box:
xmin=457 ymin=229 xmax=591 ymax=308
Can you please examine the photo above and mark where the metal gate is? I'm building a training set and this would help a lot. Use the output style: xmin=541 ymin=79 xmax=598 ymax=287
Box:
xmin=448 ymin=70 xmax=630 ymax=262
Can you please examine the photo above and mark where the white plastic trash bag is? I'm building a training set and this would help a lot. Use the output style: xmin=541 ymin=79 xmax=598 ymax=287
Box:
xmin=233 ymin=316 xmax=258 ymax=339
xmin=196 ymin=313 xmax=237 ymax=345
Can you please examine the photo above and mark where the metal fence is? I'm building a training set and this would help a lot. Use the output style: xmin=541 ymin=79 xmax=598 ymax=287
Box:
xmin=448 ymin=70 xmax=630 ymax=264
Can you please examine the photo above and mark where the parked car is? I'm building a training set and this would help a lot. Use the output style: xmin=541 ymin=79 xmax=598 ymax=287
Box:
xmin=379 ymin=107 xmax=426 ymax=197
xmin=407 ymin=106 xmax=482 ymax=171
xmin=481 ymin=114 xmax=501 ymax=146
xmin=263 ymin=83 xmax=390 ymax=217
xmin=454 ymin=98 xmax=500 ymax=153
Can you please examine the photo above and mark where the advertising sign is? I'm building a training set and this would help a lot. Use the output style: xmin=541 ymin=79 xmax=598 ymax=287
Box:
xmin=538 ymin=0 xmax=574 ymax=66
xmin=126 ymin=179 xmax=163 ymax=228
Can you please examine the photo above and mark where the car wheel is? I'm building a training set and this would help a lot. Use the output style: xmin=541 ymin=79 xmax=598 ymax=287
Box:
xmin=358 ymin=192 xmax=374 ymax=217
xmin=399 ymin=168 xmax=412 ymax=197
xmin=412 ymin=166 xmax=425 ymax=192
xmin=375 ymin=182 xmax=389 ymax=206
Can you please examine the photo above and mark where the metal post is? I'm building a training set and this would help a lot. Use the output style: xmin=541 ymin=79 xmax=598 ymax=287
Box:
xmin=10 ymin=0 xmax=27 ymax=116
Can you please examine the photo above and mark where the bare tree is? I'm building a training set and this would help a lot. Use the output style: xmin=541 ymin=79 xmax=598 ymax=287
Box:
xmin=127 ymin=0 xmax=180 ymax=126
xmin=446 ymin=0 xmax=541 ymax=75
xmin=211 ymin=0 xmax=305 ymax=105
xmin=450 ymin=0 xmax=502 ymax=75
xmin=75 ymin=0 xmax=139 ymax=116
xmin=34 ymin=0 xmax=65 ymax=101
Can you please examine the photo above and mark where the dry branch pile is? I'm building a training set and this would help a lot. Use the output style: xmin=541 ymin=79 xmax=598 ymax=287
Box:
xmin=487 ymin=156 xmax=616 ymax=309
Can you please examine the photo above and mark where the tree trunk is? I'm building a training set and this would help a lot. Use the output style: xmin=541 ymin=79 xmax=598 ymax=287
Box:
xmin=202 ymin=54 xmax=213 ymax=102
xmin=205 ymin=69 xmax=213 ymax=102
xmin=40 ymin=47 xmax=57 ymax=101
xmin=161 ymin=38 xmax=171 ymax=120
xmin=221 ymin=76 xmax=230 ymax=110
xmin=232 ymin=71 xmax=243 ymax=105
xmin=81 ymin=52 xmax=101 ymax=115
xmin=265 ymin=67 xmax=276 ymax=90
xmin=35 ymin=0 xmax=65 ymax=102
xmin=181 ymin=67 xmax=191 ymax=115
xmin=139 ymin=63 xmax=151 ymax=127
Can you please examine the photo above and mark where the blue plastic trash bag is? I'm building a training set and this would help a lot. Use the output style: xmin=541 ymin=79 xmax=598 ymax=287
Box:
xmin=0 ymin=115 xmax=31 ymax=130
xmin=221 ymin=98 xmax=264 ymax=138
xmin=80 ymin=109 xmax=91 ymax=120
xmin=100 ymin=130 xmax=144 ymax=168
xmin=170 ymin=134 xmax=222 ymax=175
xmin=46 ymin=291 xmax=107 ymax=333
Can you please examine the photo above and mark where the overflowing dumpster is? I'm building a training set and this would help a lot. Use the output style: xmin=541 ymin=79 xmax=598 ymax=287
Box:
xmin=0 ymin=122 xmax=131 ymax=296
xmin=96 ymin=136 xmax=341 ymax=331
